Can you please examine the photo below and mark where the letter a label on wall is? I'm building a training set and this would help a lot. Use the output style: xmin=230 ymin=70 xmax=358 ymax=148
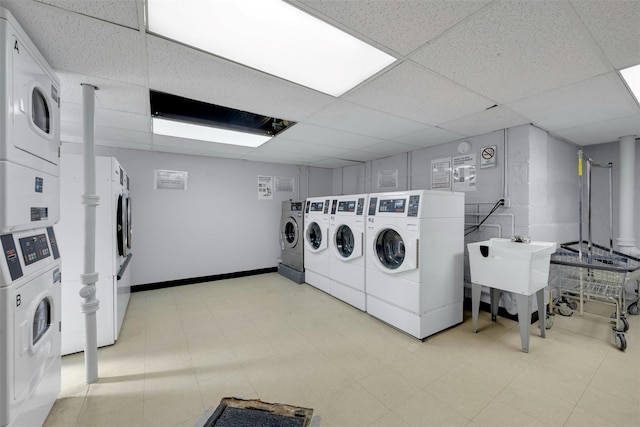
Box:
xmin=480 ymin=145 xmax=497 ymax=169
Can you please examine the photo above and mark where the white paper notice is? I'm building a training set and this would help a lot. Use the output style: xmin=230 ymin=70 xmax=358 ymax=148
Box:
xmin=480 ymin=145 xmax=497 ymax=169
xmin=452 ymin=154 xmax=477 ymax=191
xmin=431 ymin=158 xmax=451 ymax=190
xmin=258 ymin=175 xmax=273 ymax=200
xmin=274 ymin=176 xmax=294 ymax=192
xmin=154 ymin=170 xmax=188 ymax=190
xmin=377 ymin=169 xmax=398 ymax=189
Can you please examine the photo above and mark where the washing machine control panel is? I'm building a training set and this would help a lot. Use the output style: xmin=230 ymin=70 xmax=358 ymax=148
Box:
xmin=1 ymin=227 xmax=60 ymax=285
xmin=19 ymin=233 xmax=50 ymax=266
xmin=407 ymin=195 xmax=420 ymax=217
xmin=290 ymin=202 xmax=303 ymax=211
xmin=368 ymin=198 xmax=377 ymax=216
xmin=379 ymin=198 xmax=406 ymax=213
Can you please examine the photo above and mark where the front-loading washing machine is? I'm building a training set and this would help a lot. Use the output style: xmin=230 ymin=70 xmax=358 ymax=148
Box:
xmin=278 ymin=200 xmax=305 ymax=284
xmin=365 ymin=190 xmax=465 ymax=339
xmin=1 ymin=226 xmax=61 ymax=427
xmin=329 ymin=194 xmax=368 ymax=311
xmin=303 ymin=196 xmax=333 ymax=294
xmin=58 ymin=154 xmax=132 ymax=355
xmin=0 ymin=7 xmax=60 ymax=234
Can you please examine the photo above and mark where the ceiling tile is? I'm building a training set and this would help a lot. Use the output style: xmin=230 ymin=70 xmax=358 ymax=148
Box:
xmin=507 ymin=72 xmax=640 ymax=132
xmin=277 ymin=123 xmax=385 ymax=150
xmin=241 ymin=147 xmax=325 ymax=165
xmin=345 ymin=61 xmax=494 ymax=125
xmin=570 ymin=0 xmax=640 ymax=69
xmin=305 ymin=100 xmax=427 ymax=139
xmin=411 ymin=0 xmax=610 ymax=103
xmin=2 ymin=0 xmax=147 ymax=85
xmin=61 ymin=120 xmax=151 ymax=150
xmin=35 ymin=0 xmax=140 ymax=29
xmin=337 ymin=150 xmax=383 ymax=163
xmin=263 ymin=137 xmax=351 ymax=157
xmin=146 ymin=35 xmax=334 ymax=123
xmin=359 ymin=141 xmax=420 ymax=156
xmin=438 ymin=105 xmax=530 ymax=137
xmin=309 ymin=158 xmax=363 ymax=168
xmin=58 ymin=71 xmax=149 ymax=115
xmin=553 ymin=115 xmax=640 ymax=145
xmin=294 ymin=0 xmax=490 ymax=55
xmin=392 ymin=126 xmax=464 ymax=148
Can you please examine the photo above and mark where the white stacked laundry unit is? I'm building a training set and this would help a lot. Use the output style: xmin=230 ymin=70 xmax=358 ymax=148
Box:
xmin=365 ymin=190 xmax=465 ymax=339
xmin=58 ymin=154 xmax=132 ymax=355
xmin=0 ymin=7 xmax=61 ymax=427
xmin=328 ymin=194 xmax=368 ymax=311
xmin=303 ymin=196 xmax=333 ymax=294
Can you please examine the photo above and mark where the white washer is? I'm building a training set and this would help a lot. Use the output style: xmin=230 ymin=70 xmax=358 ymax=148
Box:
xmin=329 ymin=194 xmax=368 ymax=311
xmin=303 ymin=196 xmax=333 ymax=294
xmin=0 ymin=7 xmax=60 ymax=234
xmin=58 ymin=154 xmax=132 ymax=355
xmin=365 ymin=190 xmax=465 ymax=339
xmin=1 ymin=227 xmax=61 ymax=427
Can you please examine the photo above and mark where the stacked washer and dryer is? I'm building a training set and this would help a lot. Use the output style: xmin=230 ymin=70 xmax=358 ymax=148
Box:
xmin=57 ymin=154 xmax=132 ymax=355
xmin=0 ymin=8 xmax=61 ymax=427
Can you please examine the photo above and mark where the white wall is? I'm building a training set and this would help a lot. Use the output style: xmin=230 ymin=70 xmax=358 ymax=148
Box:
xmin=60 ymin=143 xmax=332 ymax=286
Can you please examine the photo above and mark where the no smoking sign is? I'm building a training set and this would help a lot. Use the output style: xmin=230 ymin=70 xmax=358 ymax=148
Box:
xmin=480 ymin=145 xmax=497 ymax=169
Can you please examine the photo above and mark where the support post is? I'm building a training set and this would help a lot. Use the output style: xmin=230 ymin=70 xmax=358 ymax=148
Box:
xmin=80 ymin=83 xmax=100 ymax=384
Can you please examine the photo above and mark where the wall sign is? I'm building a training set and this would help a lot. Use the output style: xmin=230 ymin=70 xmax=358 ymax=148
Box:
xmin=377 ymin=169 xmax=398 ymax=189
xmin=154 ymin=169 xmax=188 ymax=190
xmin=452 ymin=154 xmax=476 ymax=191
xmin=257 ymin=175 xmax=273 ymax=200
xmin=431 ymin=158 xmax=451 ymax=190
xmin=274 ymin=176 xmax=294 ymax=192
xmin=480 ymin=145 xmax=497 ymax=169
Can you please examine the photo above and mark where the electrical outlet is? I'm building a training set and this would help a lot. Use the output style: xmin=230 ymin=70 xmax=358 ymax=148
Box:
xmin=500 ymin=198 xmax=511 ymax=208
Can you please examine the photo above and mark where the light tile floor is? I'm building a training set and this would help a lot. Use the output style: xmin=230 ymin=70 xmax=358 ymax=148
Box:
xmin=44 ymin=273 xmax=639 ymax=426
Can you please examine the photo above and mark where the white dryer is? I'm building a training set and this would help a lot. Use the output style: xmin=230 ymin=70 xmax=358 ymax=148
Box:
xmin=0 ymin=7 xmax=60 ymax=234
xmin=303 ymin=196 xmax=333 ymax=294
xmin=365 ymin=190 xmax=465 ymax=339
xmin=1 ymin=227 xmax=61 ymax=427
xmin=329 ymin=194 xmax=368 ymax=311
xmin=58 ymin=154 xmax=132 ymax=355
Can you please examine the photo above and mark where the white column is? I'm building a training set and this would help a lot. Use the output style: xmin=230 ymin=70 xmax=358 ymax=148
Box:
xmin=616 ymin=135 xmax=639 ymax=256
xmin=80 ymin=83 xmax=100 ymax=384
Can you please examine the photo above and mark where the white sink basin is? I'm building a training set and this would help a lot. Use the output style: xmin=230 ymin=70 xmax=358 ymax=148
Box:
xmin=468 ymin=238 xmax=556 ymax=295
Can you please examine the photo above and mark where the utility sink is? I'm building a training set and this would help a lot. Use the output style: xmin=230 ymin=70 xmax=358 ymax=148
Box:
xmin=467 ymin=238 xmax=556 ymax=353
xmin=467 ymin=238 xmax=556 ymax=295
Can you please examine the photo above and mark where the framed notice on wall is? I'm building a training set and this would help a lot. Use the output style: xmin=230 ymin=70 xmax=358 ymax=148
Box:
xmin=452 ymin=154 xmax=476 ymax=191
xmin=257 ymin=175 xmax=273 ymax=200
xmin=154 ymin=169 xmax=188 ymax=190
xmin=431 ymin=158 xmax=451 ymax=190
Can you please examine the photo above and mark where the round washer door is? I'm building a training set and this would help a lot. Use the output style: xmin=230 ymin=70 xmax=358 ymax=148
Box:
xmin=375 ymin=228 xmax=405 ymax=270
xmin=282 ymin=217 xmax=299 ymax=249
xmin=335 ymin=224 xmax=355 ymax=258
xmin=306 ymin=221 xmax=323 ymax=250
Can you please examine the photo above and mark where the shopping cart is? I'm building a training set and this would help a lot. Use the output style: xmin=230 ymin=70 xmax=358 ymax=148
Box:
xmin=549 ymin=241 xmax=640 ymax=351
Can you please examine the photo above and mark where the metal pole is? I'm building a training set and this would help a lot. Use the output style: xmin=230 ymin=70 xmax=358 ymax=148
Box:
xmin=578 ymin=150 xmax=583 ymax=259
xmin=80 ymin=83 xmax=100 ymax=384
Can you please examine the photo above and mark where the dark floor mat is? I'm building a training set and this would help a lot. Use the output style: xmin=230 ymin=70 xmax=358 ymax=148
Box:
xmin=200 ymin=397 xmax=314 ymax=427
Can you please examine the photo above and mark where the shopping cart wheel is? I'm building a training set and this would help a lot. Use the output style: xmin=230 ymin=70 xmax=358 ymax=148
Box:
xmin=628 ymin=302 xmax=639 ymax=316
xmin=545 ymin=313 xmax=554 ymax=329
xmin=614 ymin=332 xmax=627 ymax=351
xmin=621 ymin=316 xmax=629 ymax=333
xmin=609 ymin=314 xmax=630 ymax=332
xmin=554 ymin=302 xmax=573 ymax=317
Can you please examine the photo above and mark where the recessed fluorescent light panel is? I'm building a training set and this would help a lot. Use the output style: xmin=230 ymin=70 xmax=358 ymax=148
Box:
xmin=620 ymin=64 xmax=640 ymax=105
xmin=146 ymin=0 xmax=396 ymax=97
xmin=150 ymin=90 xmax=295 ymax=147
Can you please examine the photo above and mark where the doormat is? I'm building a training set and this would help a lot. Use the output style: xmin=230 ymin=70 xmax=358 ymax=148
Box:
xmin=197 ymin=397 xmax=314 ymax=427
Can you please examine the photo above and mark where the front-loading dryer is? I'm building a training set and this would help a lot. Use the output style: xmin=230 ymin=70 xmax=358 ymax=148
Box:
xmin=329 ymin=194 xmax=368 ymax=311
xmin=1 ymin=226 xmax=61 ymax=427
xmin=58 ymin=155 xmax=132 ymax=355
xmin=365 ymin=190 xmax=465 ymax=339
xmin=303 ymin=197 xmax=333 ymax=294
xmin=0 ymin=7 xmax=60 ymax=233
xmin=278 ymin=200 xmax=305 ymax=284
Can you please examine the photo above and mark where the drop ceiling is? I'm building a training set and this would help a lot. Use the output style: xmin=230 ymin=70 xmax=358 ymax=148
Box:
xmin=3 ymin=0 xmax=639 ymax=168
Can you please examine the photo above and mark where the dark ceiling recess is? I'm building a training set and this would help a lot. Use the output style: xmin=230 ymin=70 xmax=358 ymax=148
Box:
xmin=150 ymin=90 xmax=295 ymax=137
